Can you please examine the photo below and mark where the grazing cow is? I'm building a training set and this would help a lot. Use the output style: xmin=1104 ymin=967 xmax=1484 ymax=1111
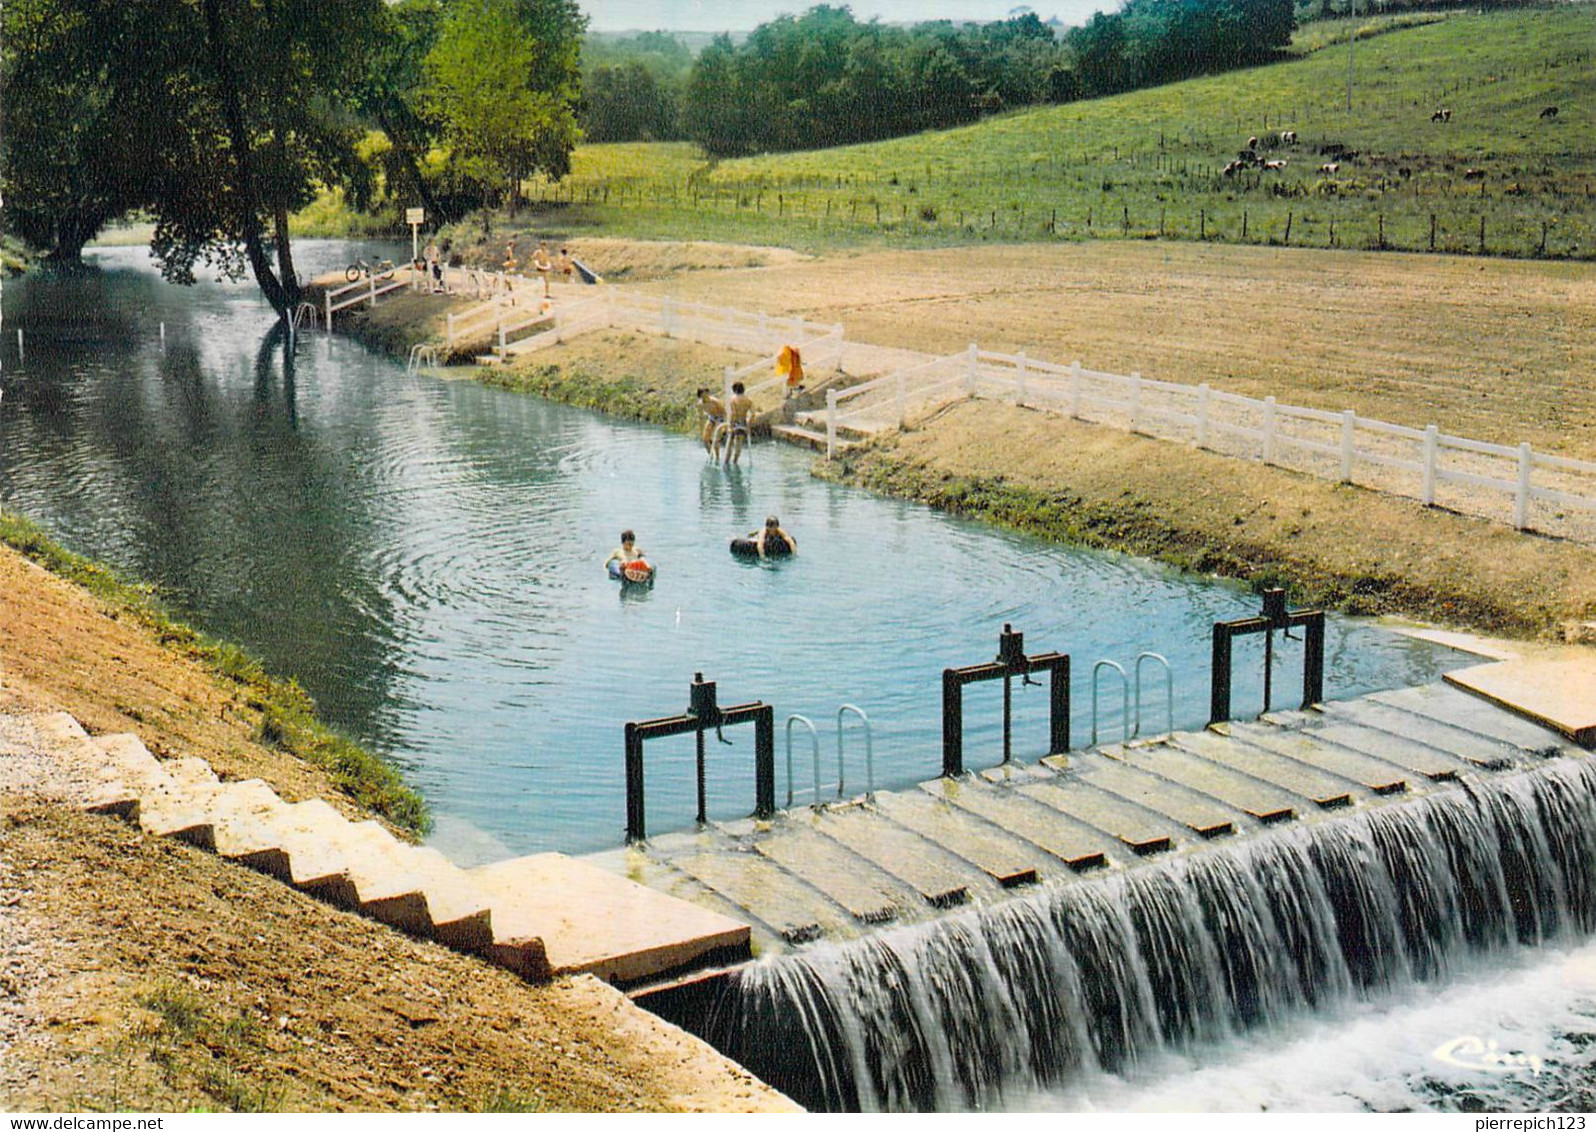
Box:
xmin=1541 ymin=105 xmax=1560 ymax=120
xmin=1431 ymin=108 xmax=1452 ymax=122
xmin=1463 ymin=167 xmax=1485 ymax=180
xmin=1222 ymin=160 xmax=1244 ymax=177
xmin=1398 ymin=166 xmax=1413 ymax=179
xmin=1319 ymin=162 xmax=1341 ymax=174
xmin=1262 ymin=159 xmax=1287 ymax=171
xmin=1280 ymin=130 xmax=1298 ymax=145
xmin=1247 ymin=135 xmax=1259 ymax=149
xmin=1320 ymin=142 xmax=1348 ymax=156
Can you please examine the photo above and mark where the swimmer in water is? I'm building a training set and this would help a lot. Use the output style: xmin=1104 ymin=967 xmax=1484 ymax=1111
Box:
xmin=604 ymin=530 xmax=646 ymax=571
xmin=751 ymin=515 xmax=796 ymax=557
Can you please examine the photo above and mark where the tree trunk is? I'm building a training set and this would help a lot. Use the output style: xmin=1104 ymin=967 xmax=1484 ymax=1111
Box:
xmin=201 ymin=0 xmax=290 ymax=321
xmin=374 ymin=103 xmax=444 ymax=221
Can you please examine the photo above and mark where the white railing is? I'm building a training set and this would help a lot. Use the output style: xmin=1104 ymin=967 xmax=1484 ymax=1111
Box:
xmin=835 ymin=341 xmax=1596 ymax=535
xmin=323 ymin=267 xmax=414 ymax=327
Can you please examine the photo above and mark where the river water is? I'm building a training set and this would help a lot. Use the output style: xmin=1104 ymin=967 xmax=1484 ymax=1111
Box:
xmin=0 ymin=243 xmax=1467 ymax=861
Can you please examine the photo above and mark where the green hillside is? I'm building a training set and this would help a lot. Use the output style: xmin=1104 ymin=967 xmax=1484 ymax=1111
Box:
xmin=533 ymin=6 xmax=1596 ymax=259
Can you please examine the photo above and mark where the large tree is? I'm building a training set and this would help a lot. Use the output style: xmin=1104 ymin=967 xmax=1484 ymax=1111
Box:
xmin=3 ymin=0 xmax=386 ymax=320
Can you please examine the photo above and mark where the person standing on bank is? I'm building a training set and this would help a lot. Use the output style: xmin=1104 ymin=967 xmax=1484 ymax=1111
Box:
xmin=532 ymin=241 xmax=554 ymax=297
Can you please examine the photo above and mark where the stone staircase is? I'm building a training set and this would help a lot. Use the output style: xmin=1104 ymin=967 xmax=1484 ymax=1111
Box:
xmin=8 ymin=711 xmax=749 ymax=987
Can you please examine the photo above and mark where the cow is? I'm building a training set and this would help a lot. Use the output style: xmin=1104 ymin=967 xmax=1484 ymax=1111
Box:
xmin=1319 ymin=162 xmax=1341 ymax=175
xmin=1431 ymin=108 xmax=1452 ymax=122
xmin=1320 ymin=142 xmax=1349 ymax=156
xmin=1247 ymin=135 xmax=1259 ymax=150
xmin=1541 ymin=105 xmax=1560 ymax=120
xmin=1280 ymin=130 xmax=1298 ymax=145
xmin=1262 ymin=159 xmax=1287 ymax=171
xmin=1463 ymin=167 xmax=1486 ymax=180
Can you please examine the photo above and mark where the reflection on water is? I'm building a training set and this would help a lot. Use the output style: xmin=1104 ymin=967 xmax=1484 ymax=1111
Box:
xmin=0 ymin=246 xmax=1468 ymax=861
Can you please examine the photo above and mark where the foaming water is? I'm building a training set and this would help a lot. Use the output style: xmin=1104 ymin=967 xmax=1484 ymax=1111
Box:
xmin=0 ymin=246 xmax=1465 ymax=857
xmin=681 ymin=760 xmax=1596 ymax=1112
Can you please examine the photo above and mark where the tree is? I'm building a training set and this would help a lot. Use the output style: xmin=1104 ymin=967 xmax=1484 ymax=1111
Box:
xmin=425 ymin=0 xmax=584 ymax=210
xmin=0 ymin=0 xmax=188 ymax=262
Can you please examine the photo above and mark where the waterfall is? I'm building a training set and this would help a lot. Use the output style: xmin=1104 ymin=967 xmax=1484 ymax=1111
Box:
xmin=677 ymin=758 xmax=1596 ymax=1112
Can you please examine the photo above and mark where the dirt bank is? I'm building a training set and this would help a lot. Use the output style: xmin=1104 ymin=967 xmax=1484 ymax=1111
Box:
xmin=823 ymin=399 xmax=1596 ymax=636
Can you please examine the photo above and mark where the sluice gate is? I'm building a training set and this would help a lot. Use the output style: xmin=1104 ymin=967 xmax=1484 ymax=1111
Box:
xmin=591 ymin=661 xmax=1596 ymax=1110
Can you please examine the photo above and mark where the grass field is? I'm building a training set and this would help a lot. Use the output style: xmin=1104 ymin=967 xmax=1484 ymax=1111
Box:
xmin=530 ymin=6 xmax=1596 ymax=259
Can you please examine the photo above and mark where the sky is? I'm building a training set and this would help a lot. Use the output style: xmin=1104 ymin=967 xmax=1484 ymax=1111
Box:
xmin=580 ymin=0 xmax=1116 ymax=32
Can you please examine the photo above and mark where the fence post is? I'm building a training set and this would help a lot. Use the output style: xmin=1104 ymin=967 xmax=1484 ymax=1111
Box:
xmin=826 ymin=389 xmax=839 ymax=459
xmin=498 ymin=318 xmax=507 ymax=357
xmin=1340 ymin=410 xmax=1356 ymax=482
xmin=663 ymin=296 xmax=674 ymax=337
xmin=325 ymin=291 xmax=333 ymax=331
xmin=896 ymin=369 xmax=908 ymax=426
xmin=1129 ymin=371 xmax=1142 ymax=433
xmin=368 ymin=273 xmax=377 ymax=308
xmin=965 ymin=343 xmax=978 ymax=396
xmin=1422 ymin=424 xmax=1439 ymax=505
xmin=1015 ymin=351 xmax=1028 ymax=407
xmin=1262 ymin=396 xmax=1277 ymax=464
xmin=1515 ymin=443 xmax=1532 ymax=529
xmin=832 ymin=324 xmax=845 ymax=373
xmin=1070 ymin=361 xmax=1084 ymax=419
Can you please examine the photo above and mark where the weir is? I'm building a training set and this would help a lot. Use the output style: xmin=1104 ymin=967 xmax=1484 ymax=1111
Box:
xmin=604 ymin=663 xmax=1596 ymax=1111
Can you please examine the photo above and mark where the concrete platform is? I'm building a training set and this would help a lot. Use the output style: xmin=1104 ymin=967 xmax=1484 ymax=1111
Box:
xmin=469 ymin=853 xmax=750 ymax=985
xmin=1443 ymin=658 xmax=1596 ymax=748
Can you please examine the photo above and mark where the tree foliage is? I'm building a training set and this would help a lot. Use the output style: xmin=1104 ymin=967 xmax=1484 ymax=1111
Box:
xmin=424 ymin=0 xmax=585 ymax=208
xmin=677 ymin=2 xmax=1296 ymax=157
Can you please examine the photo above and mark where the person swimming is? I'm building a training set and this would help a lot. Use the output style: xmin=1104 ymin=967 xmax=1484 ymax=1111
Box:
xmin=604 ymin=530 xmax=653 ymax=580
xmin=752 ymin=515 xmax=796 ymax=557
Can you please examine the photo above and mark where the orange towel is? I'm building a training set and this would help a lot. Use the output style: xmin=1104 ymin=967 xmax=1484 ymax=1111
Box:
xmin=776 ymin=344 xmax=804 ymax=390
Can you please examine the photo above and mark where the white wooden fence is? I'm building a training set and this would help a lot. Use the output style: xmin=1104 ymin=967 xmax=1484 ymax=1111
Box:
xmin=827 ymin=342 xmax=1596 ymax=537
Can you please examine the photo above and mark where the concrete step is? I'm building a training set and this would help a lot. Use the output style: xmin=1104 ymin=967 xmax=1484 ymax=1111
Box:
xmin=1171 ymin=729 xmax=1358 ymax=810
xmin=769 ymin=424 xmax=835 ymax=452
xmin=1371 ymin=682 xmax=1580 ymax=755
xmin=1017 ymin=776 xmax=1188 ymax=855
xmin=921 ymin=776 xmax=1111 ymax=872
xmin=1224 ymin=720 xmax=1411 ymax=796
xmin=1109 ymin=742 xmax=1300 ymax=824
xmin=246 ymin=798 xmax=360 ymax=903
xmin=1049 ymin=750 xmax=1248 ymax=835
xmin=1319 ymin=700 xmax=1520 ymax=772
xmin=753 ymin=821 xmax=916 ymax=925
xmin=469 ymin=853 xmax=749 ymax=985
xmin=308 ymin=817 xmax=493 ymax=949
xmin=90 ymin=734 xmax=214 ymax=847
xmin=668 ymin=849 xmax=853 ymax=945
xmin=869 ymin=788 xmax=1049 ymax=887
xmin=811 ymin=805 xmax=974 ymax=908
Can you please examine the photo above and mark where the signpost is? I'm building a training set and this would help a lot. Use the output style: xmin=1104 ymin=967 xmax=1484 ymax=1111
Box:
xmin=406 ymin=206 xmax=425 ymax=262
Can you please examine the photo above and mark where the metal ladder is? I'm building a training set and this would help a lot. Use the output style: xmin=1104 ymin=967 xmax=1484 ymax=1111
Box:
xmin=1091 ymin=652 xmax=1174 ymax=745
xmin=784 ymin=704 xmax=874 ymax=807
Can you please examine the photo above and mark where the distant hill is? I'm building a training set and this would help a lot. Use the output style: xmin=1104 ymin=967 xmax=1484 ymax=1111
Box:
xmin=541 ymin=6 xmax=1596 ymax=261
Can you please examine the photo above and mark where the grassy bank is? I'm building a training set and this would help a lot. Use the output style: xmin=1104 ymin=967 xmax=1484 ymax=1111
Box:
xmin=528 ymin=7 xmax=1595 ymax=259
xmin=0 ymin=508 xmax=428 ymax=834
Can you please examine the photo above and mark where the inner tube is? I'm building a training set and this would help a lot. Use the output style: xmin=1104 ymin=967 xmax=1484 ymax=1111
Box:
xmin=608 ymin=559 xmax=656 ymax=584
xmin=730 ymin=537 xmax=791 ymax=559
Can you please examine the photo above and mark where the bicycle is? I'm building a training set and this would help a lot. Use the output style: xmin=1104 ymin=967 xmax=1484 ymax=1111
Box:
xmin=345 ymin=256 xmax=396 ymax=283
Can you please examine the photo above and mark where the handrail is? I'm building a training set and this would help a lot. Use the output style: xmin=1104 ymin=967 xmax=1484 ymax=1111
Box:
xmin=1133 ymin=652 xmax=1174 ymax=739
xmin=784 ymin=714 xmax=822 ymax=807
xmin=1091 ymin=659 xmax=1130 ymax=746
xmin=406 ymin=343 xmax=438 ymax=377
xmin=837 ymin=704 xmax=874 ymax=797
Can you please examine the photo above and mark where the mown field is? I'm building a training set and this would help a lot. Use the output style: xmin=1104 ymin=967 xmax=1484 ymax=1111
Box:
xmin=531 ymin=6 xmax=1596 ymax=259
